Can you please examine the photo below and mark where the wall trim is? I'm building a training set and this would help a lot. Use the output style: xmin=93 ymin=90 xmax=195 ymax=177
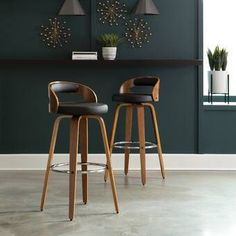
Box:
xmin=1 ymin=153 xmax=236 ymax=171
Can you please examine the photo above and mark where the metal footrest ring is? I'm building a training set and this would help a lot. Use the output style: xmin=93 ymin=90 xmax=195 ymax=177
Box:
xmin=113 ymin=141 xmax=157 ymax=150
xmin=50 ymin=162 xmax=107 ymax=174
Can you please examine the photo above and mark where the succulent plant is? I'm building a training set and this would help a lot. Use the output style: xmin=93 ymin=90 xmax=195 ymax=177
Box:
xmin=213 ymin=46 xmax=222 ymax=71
xmin=207 ymin=49 xmax=214 ymax=71
xmin=97 ymin=33 xmax=122 ymax=47
xmin=207 ymin=46 xmax=228 ymax=71
xmin=221 ymin=48 xmax=228 ymax=71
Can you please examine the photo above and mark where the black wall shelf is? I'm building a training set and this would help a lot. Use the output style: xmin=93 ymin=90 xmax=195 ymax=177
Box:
xmin=0 ymin=59 xmax=203 ymax=66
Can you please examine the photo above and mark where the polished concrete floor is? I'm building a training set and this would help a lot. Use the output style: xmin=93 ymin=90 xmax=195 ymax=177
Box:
xmin=0 ymin=170 xmax=236 ymax=236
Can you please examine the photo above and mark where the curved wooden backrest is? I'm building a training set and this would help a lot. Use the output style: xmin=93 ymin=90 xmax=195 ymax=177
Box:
xmin=48 ymin=81 xmax=97 ymax=113
xmin=119 ymin=76 xmax=160 ymax=102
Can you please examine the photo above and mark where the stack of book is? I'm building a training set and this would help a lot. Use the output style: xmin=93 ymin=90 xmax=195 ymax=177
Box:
xmin=72 ymin=51 xmax=98 ymax=60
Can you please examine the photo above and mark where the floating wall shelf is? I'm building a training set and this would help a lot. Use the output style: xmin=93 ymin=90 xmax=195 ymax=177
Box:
xmin=0 ymin=59 xmax=203 ymax=66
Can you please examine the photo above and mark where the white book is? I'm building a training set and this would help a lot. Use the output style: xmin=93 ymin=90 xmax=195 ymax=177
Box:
xmin=72 ymin=51 xmax=97 ymax=55
xmin=72 ymin=51 xmax=98 ymax=60
xmin=73 ymin=57 xmax=98 ymax=60
xmin=72 ymin=56 xmax=98 ymax=60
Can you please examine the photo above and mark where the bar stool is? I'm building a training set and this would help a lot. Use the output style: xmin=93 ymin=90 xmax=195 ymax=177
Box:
xmin=40 ymin=81 xmax=119 ymax=221
xmin=105 ymin=76 xmax=166 ymax=185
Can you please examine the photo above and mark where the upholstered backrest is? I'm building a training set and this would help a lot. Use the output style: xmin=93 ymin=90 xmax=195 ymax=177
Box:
xmin=119 ymin=76 xmax=160 ymax=102
xmin=50 ymin=82 xmax=80 ymax=93
xmin=48 ymin=81 xmax=97 ymax=113
xmin=133 ymin=77 xmax=158 ymax=86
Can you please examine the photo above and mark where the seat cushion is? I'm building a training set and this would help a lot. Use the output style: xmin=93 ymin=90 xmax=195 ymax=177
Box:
xmin=112 ymin=93 xmax=153 ymax=103
xmin=58 ymin=102 xmax=108 ymax=116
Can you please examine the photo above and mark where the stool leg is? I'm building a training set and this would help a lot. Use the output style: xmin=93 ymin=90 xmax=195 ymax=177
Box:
xmin=40 ymin=116 xmax=63 ymax=211
xmin=137 ymin=105 xmax=146 ymax=186
xmin=80 ymin=117 xmax=88 ymax=204
xmin=124 ymin=106 xmax=133 ymax=175
xmin=104 ymin=104 xmax=122 ymax=182
xmin=148 ymin=104 xmax=166 ymax=179
xmin=69 ymin=117 xmax=80 ymax=221
xmin=97 ymin=117 xmax=119 ymax=213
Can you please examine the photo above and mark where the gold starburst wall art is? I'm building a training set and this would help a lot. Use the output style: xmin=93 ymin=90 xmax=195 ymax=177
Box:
xmin=40 ymin=18 xmax=71 ymax=48
xmin=125 ymin=18 xmax=152 ymax=48
xmin=97 ymin=0 xmax=127 ymax=26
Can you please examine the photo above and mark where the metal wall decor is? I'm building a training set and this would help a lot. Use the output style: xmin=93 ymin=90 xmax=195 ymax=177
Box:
xmin=40 ymin=18 xmax=71 ymax=48
xmin=97 ymin=0 xmax=127 ymax=26
xmin=125 ymin=18 xmax=152 ymax=48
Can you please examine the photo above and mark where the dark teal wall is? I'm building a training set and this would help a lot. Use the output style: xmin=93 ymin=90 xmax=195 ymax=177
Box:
xmin=199 ymin=109 xmax=236 ymax=153
xmin=0 ymin=0 xmax=197 ymax=59
xmin=0 ymin=0 xmax=208 ymax=154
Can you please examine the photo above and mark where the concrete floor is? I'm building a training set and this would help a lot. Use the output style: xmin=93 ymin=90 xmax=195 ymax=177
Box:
xmin=0 ymin=171 xmax=236 ymax=236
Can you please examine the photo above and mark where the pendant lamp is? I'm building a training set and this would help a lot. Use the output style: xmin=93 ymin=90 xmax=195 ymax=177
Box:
xmin=133 ymin=0 xmax=160 ymax=15
xmin=59 ymin=0 xmax=86 ymax=15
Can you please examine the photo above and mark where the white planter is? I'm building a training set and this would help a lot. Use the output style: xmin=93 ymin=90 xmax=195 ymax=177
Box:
xmin=208 ymin=70 xmax=229 ymax=94
xmin=102 ymin=47 xmax=117 ymax=60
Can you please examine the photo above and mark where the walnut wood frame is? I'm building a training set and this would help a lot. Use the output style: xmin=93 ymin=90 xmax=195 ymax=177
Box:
xmin=104 ymin=103 xmax=165 ymax=185
xmin=48 ymin=81 xmax=97 ymax=113
xmin=119 ymin=76 xmax=160 ymax=101
xmin=104 ymin=77 xmax=165 ymax=185
xmin=41 ymin=81 xmax=119 ymax=221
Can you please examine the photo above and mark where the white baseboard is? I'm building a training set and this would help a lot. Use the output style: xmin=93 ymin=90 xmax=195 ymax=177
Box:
xmin=1 ymin=153 xmax=236 ymax=170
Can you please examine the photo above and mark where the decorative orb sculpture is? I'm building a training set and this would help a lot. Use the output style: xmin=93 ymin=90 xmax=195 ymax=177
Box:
xmin=40 ymin=18 xmax=71 ymax=48
xmin=97 ymin=0 xmax=127 ymax=26
xmin=125 ymin=18 xmax=152 ymax=48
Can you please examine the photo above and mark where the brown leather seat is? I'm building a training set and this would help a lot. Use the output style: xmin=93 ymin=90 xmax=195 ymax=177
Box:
xmin=58 ymin=102 xmax=108 ymax=116
xmin=112 ymin=93 xmax=153 ymax=103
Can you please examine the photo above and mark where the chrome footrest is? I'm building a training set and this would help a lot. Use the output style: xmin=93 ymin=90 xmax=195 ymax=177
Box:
xmin=113 ymin=141 xmax=157 ymax=150
xmin=50 ymin=162 xmax=107 ymax=174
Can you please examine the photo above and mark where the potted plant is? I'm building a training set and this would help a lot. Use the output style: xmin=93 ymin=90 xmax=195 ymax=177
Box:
xmin=207 ymin=46 xmax=229 ymax=94
xmin=97 ymin=33 xmax=122 ymax=60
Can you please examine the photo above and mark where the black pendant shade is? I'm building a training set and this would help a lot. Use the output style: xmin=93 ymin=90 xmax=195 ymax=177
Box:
xmin=59 ymin=0 xmax=86 ymax=15
xmin=133 ymin=0 xmax=160 ymax=15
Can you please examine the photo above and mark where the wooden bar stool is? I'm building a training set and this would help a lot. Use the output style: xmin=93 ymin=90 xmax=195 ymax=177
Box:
xmin=40 ymin=81 xmax=119 ymax=221
xmin=105 ymin=76 xmax=166 ymax=185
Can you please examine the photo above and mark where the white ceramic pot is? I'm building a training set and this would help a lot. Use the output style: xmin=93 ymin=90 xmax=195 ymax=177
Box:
xmin=208 ymin=70 xmax=229 ymax=94
xmin=102 ymin=47 xmax=117 ymax=60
